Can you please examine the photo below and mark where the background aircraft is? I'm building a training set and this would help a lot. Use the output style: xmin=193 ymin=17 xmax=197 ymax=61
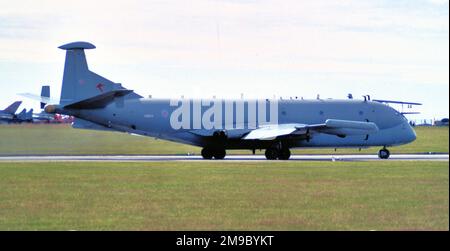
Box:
xmin=0 ymin=101 xmax=22 ymax=122
xmin=16 ymin=108 xmax=33 ymax=123
xmin=0 ymin=107 xmax=34 ymax=124
xmin=27 ymin=42 xmax=418 ymax=160
xmin=20 ymin=86 xmax=73 ymax=124
xmin=0 ymin=97 xmax=56 ymax=123
xmin=32 ymin=111 xmax=55 ymax=123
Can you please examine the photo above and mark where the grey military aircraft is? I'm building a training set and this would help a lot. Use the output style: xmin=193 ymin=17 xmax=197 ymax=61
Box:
xmin=0 ymin=101 xmax=30 ymax=124
xmin=0 ymin=99 xmax=52 ymax=123
xmin=27 ymin=41 xmax=419 ymax=160
xmin=32 ymin=111 xmax=56 ymax=123
xmin=0 ymin=101 xmax=22 ymax=122
xmin=16 ymin=108 xmax=33 ymax=123
xmin=0 ymin=107 xmax=34 ymax=124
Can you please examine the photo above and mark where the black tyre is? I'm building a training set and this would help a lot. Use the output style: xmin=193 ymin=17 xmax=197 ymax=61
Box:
xmin=278 ymin=148 xmax=291 ymax=160
xmin=378 ymin=149 xmax=390 ymax=159
xmin=201 ymin=148 xmax=213 ymax=159
xmin=213 ymin=149 xmax=226 ymax=160
xmin=265 ymin=148 xmax=279 ymax=160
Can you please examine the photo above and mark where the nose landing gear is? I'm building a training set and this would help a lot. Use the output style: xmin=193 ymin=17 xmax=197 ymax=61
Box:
xmin=378 ymin=148 xmax=390 ymax=159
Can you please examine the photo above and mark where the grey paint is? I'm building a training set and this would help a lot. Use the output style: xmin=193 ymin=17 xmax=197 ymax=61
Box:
xmin=68 ymin=98 xmax=416 ymax=149
xmin=47 ymin=42 xmax=417 ymax=153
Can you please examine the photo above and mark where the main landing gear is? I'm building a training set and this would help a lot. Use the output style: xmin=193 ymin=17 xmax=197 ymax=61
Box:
xmin=378 ymin=147 xmax=390 ymax=159
xmin=201 ymin=147 xmax=226 ymax=160
xmin=265 ymin=147 xmax=291 ymax=160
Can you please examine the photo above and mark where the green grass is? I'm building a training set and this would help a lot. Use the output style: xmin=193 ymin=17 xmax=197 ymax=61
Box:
xmin=0 ymin=124 xmax=448 ymax=155
xmin=0 ymin=161 xmax=448 ymax=230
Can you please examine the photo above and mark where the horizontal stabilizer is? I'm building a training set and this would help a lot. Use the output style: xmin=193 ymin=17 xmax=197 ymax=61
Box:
xmin=63 ymin=89 xmax=133 ymax=109
xmin=18 ymin=93 xmax=59 ymax=105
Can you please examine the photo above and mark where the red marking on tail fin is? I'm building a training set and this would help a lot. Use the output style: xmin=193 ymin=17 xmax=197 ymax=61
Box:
xmin=96 ymin=83 xmax=104 ymax=92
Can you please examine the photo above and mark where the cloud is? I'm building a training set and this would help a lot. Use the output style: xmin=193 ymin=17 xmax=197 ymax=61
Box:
xmin=0 ymin=0 xmax=448 ymax=118
xmin=428 ymin=0 xmax=449 ymax=5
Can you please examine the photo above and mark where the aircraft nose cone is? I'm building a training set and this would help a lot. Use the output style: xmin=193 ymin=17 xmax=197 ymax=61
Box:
xmin=403 ymin=122 xmax=417 ymax=143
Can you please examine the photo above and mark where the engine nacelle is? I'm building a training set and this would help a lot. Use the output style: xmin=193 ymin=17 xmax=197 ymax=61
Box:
xmin=213 ymin=130 xmax=228 ymax=139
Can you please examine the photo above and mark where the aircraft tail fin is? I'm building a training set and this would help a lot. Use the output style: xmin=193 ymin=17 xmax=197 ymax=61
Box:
xmin=40 ymin=86 xmax=50 ymax=109
xmin=58 ymin=41 xmax=141 ymax=106
xmin=3 ymin=101 xmax=22 ymax=114
xmin=26 ymin=108 xmax=34 ymax=120
xmin=17 ymin=108 xmax=27 ymax=119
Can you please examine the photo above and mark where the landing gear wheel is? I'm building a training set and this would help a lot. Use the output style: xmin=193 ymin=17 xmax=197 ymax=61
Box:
xmin=278 ymin=148 xmax=291 ymax=160
xmin=201 ymin=147 xmax=226 ymax=159
xmin=265 ymin=148 xmax=279 ymax=160
xmin=378 ymin=148 xmax=390 ymax=159
xmin=201 ymin=147 xmax=213 ymax=159
xmin=213 ymin=149 xmax=226 ymax=160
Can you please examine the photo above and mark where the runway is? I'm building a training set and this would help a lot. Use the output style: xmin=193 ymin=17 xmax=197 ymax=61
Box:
xmin=0 ymin=154 xmax=448 ymax=162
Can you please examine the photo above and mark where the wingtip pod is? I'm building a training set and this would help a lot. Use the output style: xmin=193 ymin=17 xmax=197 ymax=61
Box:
xmin=58 ymin=41 xmax=96 ymax=50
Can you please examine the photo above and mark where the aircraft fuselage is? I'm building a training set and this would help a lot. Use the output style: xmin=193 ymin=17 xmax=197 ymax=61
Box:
xmin=65 ymin=98 xmax=416 ymax=150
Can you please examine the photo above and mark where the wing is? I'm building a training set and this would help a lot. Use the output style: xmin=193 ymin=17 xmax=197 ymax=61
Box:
xmin=243 ymin=119 xmax=379 ymax=140
xmin=242 ymin=123 xmax=306 ymax=140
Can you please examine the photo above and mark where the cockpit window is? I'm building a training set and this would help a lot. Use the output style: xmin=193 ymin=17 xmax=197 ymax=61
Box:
xmin=400 ymin=112 xmax=408 ymax=121
xmin=391 ymin=107 xmax=408 ymax=121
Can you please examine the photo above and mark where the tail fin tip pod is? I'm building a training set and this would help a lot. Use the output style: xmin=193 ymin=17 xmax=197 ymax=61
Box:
xmin=58 ymin=41 xmax=96 ymax=50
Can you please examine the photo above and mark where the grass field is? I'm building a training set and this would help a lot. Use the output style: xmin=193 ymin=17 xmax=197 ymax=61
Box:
xmin=0 ymin=124 xmax=448 ymax=155
xmin=0 ymin=161 xmax=447 ymax=230
xmin=0 ymin=124 xmax=448 ymax=230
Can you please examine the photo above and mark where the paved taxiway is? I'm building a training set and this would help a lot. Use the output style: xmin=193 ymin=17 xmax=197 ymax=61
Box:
xmin=0 ymin=154 xmax=448 ymax=162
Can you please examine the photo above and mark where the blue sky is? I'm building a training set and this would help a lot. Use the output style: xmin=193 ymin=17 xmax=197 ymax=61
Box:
xmin=0 ymin=0 xmax=448 ymax=121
